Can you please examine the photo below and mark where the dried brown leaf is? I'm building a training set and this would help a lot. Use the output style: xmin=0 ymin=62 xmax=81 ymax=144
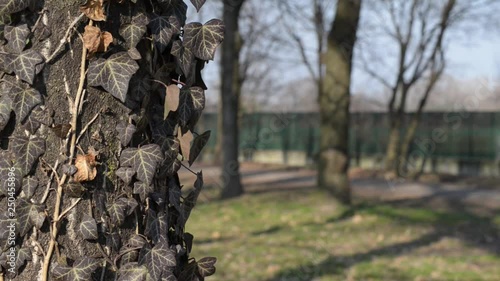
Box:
xmin=73 ymin=149 xmax=98 ymax=182
xmin=80 ymin=0 xmax=106 ymax=22
xmin=83 ymin=25 xmax=113 ymax=54
xmin=178 ymin=127 xmax=193 ymax=161
xmin=164 ymin=85 xmax=180 ymax=119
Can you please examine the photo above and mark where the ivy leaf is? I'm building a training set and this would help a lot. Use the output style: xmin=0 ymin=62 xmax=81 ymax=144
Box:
xmin=190 ymin=0 xmax=206 ymax=12
xmin=107 ymin=232 xmax=122 ymax=252
xmin=164 ymin=84 xmax=180 ymax=119
xmin=52 ymin=257 xmax=100 ymax=281
xmin=10 ymin=49 xmax=45 ymax=85
xmin=162 ymin=271 xmax=177 ymax=281
xmin=124 ymin=197 xmax=138 ymax=216
xmin=190 ymin=87 xmax=205 ymax=111
xmin=107 ymin=198 xmax=128 ymax=226
xmin=79 ymin=214 xmax=98 ymax=240
xmin=23 ymin=105 xmax=53 ymax=134
xmin=161 ymin=149 xmax=181 ymax=177
xmin=117 ymin=262 xmax=148 ymax=281
xmin=183 ymin=19 xmax=224 ymax=61
xmin=0 ymin=92 xmax=12 ymax=132
xmin=17 ymin=199 xmax=45 ymax=236
xmin=128 ymin=73 xmax=151 ymax=109
xmin=22 ymin=176 xmax=38 ymax=199
xmin=116 ymin=167 xmax=135 ymax=186
xmin=189 ymin=130 xmax=210 ymax=166
xmin=177 ymin=89 xmax=192 ymax=128
xmin=11 ymin=136 xmax=45 ymax=175
xmin=145 ymin=237 xmax=176 ymax=280
xmin=171 ymin=40 xmax=194 ymax=77
xmin=80 ymin=0 xmax=106 ymax=22
xmin=148 ymin=14 xmax=181 ymax=53
xmin=0 ymin=157 xmax=22 ymax=196
xmin=4 ymin=81 xmax=42 ymax=123
xmin=120 ymin=144 xmax=163 ymax=185
xmin=120 ymin=15 xmax=147 ymax=49
xmin=88 ymin=52 xmax=139 ymax=103
xmin=178 ymin=261 xmax=199 ymax=281
xmin=14 ymin=247 xmax=31 ymax=274
xmin=159 ymin=0 xmax=187 ymax=26
xmin=4 ymin=24 xmax=29 ymax=53
xmin=184 ymin=232 xmax=194 ymax=254
xmin=116 ymin=121 xmax=136 ymax=146
xmin=197 ymin=257 xmax=217 ymax=277
xmin=128 ymin=234 xmax=147 ymax=248
xmin=183 ymin=172 xmax=203 ymax=223
xmin=168 ymin=181 xmax=181 ymax=213
xmin=0 ymin=0 xmax=31 ymax=15
xmin=133 ymin=181 xmax=153 ymax=203
xmin=144 ymin=210 xmax=160 ymax=244
xmin=178 ymin=128 xmax=193 ymax=161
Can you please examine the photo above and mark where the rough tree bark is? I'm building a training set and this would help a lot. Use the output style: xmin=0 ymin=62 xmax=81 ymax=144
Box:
xmin=220 ymin=0 xmax=245 ymax=199
xmin=318 ymin=0 xmax=361 ymax=204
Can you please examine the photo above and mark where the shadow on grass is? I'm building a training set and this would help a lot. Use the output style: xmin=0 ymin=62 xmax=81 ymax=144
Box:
xmin=268 ymin=201 xmax=500 ymax=281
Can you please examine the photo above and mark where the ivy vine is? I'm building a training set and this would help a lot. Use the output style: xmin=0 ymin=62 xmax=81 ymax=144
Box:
xmin=0 ymin=0 xmax=222 ymax=280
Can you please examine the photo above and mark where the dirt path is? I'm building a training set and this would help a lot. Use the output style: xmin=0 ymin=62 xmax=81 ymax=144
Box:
xmin=181 ymin=162 xmax=500 ymax=215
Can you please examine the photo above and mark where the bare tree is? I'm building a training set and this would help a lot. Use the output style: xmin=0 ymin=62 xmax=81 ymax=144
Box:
xmin=319 ymin=0 xmax=362 ymax=203
xmin=358 ymin=0 xmax=496 ymax=176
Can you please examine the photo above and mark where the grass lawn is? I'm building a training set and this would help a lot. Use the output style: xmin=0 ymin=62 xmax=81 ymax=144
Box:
xmin=185 ymin=188 xmax=500 ymax=281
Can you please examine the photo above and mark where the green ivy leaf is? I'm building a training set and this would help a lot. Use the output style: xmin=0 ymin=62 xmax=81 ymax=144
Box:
xmin=169 ymin=181 xmax=181 ymax=212
xmin=22 ymin=105 xmax=53 ymax=134
xmin=161 ymin=149 xmax=181 ymax=177
xmin=0 ymin=212 xmax=13 ymax=240
xmin=11 ymin=136 xmax=45 ymax=175
xmin=116 ymin=121 xmax=137 ymax=146
xmin=120 ymin=144 xmax=164 ymax=185
xmin=148 ymin=14 xmax=181 ymax=53
xmin=14 ymin=247 xmax=31 ymax=273
xmin=190 ymin=0 xmax=206 ymax=12
xmin=52 ymin=257 xmax=100 ymax=281
xmin=0 ymin=156 xmax=22 ymax=196
xmin=183 ymin=19 xmax=224 ymax=61
xmin=88 ymin=52 xmax=139 ymax=103
xmin=107 ymin=198 xmax=128 ymax=226
xmin=5 ymin=81 xmax=42 ymax=123
xmin=10 ymin=49 xmax=45 ymax=85
xmin=120 ymin=15 xmax=148 ymax=49
xmin=197 ymin=257 xmax=217 ymax=277
xmin=133 ymin=181 xmax=153 ymax=203
xmin=145 ymin=237 xmax=176 ymax=280
xmin=178 ymin=261 xmax=199 ymax=281
xmin=177 ymin=89 xmax=192 ymax=128
xmin=0 ymin=0 xmax=31 ymax=15
xmin=189 ymin=130 xmax=210 ymax=166
xmin=171 ymin=40 xmax=194 ymax=77
xmin=183 ymin=172 xmax=203 ymax=224
xmin=145 ymin=214 xmax=159 ymax=245
xmin=0 ymin=92 xmax=12 ymax=132
xmin=116 ymin=167 xmax=135 ymax=186
xmin=159 ymin=0 xmax=187 ymax=26
xmin=79 ymin=214 xmax=98 ymax=240
xmin=128 ymin=234 xmax=147 ymax=248
xmin=161 ymin=271 xmax=177 ymax=281
xmin=107 ymin=232 xmax=122 ymax=252
xmin=117 ymin=262 xmax=148 ymax=281
xmin=17 ymin=198 xmax=45 ymax=236
xmin=4 ymin=24 xmax=30 ymax=53
xmin=22 ymin=176 xmax=38 ymax=199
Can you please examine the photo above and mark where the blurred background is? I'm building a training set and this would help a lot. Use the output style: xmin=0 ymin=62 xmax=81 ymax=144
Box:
xmin=184 ymin=0 xmax=500 ymax=280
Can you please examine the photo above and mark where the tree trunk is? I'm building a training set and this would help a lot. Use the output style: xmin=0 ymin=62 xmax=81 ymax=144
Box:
xmin=220 ymin=0 xmax=245 ymax=199
xmin=318 ymin=0 xmax=361 ymax=204
xmin=385 ymin=118 xmax=401 ymax=175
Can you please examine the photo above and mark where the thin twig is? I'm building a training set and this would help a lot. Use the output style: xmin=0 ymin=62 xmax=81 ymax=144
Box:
xmin=41 ymin=19 xmax=93 ymax=281
xmin=76 ymin=112 xmax=100 ymax=144
xmin=46 ymin=13 xmax=85 ymax=64
xmin=180 ymin=162 xmax=197 ymax=176
xmin=40 ymin=159 xmax=59 ymax=204
xmin=57 ymin=198 xmax=82 ymax=221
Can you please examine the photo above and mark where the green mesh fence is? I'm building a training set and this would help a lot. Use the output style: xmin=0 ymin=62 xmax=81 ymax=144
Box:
xmin=197 ymin=112 xmax=500 ymax=161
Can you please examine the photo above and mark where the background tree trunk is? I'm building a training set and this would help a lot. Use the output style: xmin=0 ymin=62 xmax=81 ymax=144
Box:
xmin=318 ymin=0 xmax=361 ymax=204
xmin=220 ymin=0 xmax=245 ymax=199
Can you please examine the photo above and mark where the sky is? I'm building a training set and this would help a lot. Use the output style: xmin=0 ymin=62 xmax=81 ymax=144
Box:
xmin=188 ymin=0 xmax=500 ymax=100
